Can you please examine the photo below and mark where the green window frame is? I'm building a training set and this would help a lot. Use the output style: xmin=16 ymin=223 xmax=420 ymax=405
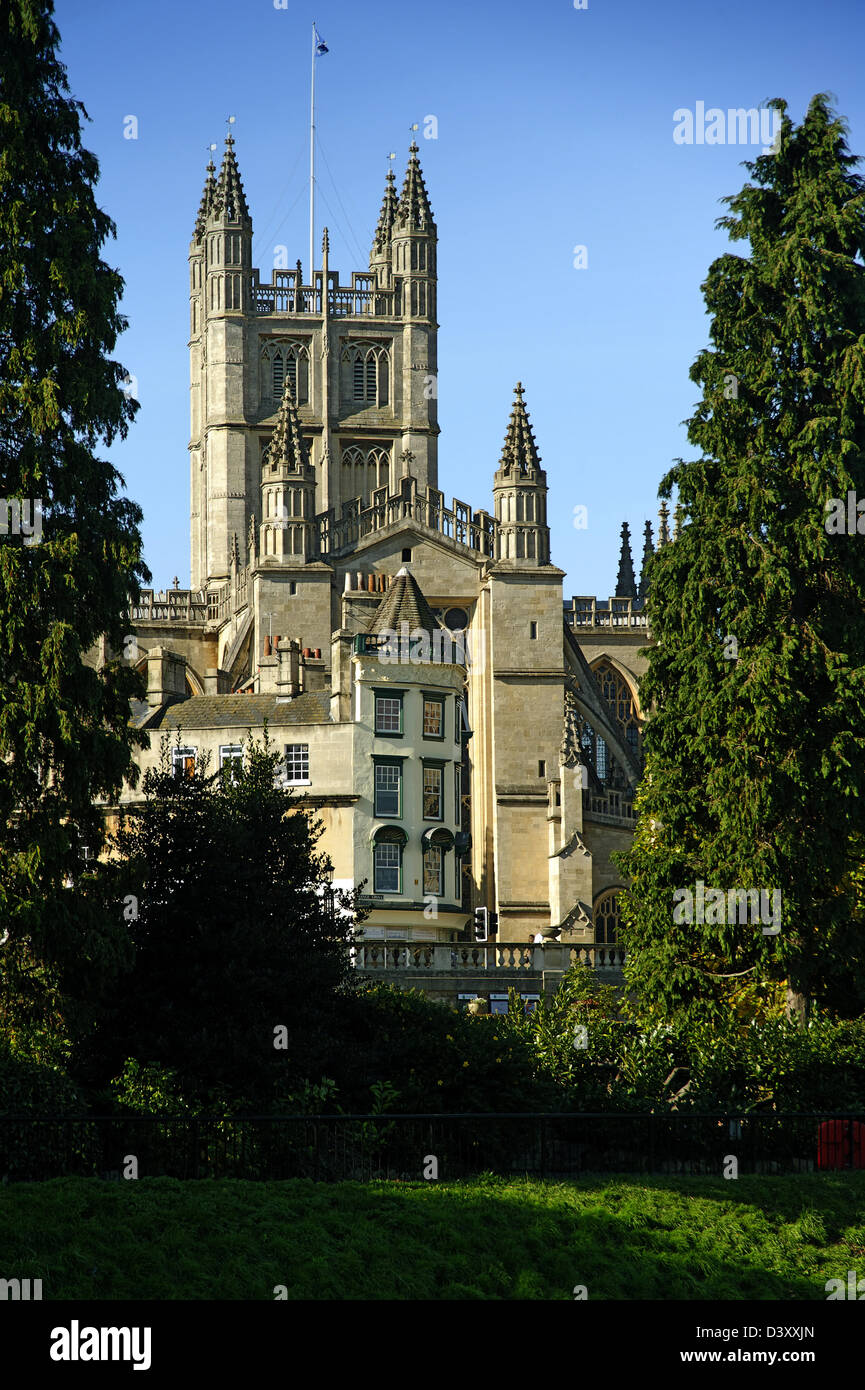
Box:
xmin=422 ymin=694 xmax=445 ymax=740
xmin=423 ymin=843 xmax=444 ymax=896
xmin=374 ymin=758 xmax=403 ymax=818
xmin=374 ymin=691 xmax=403 ymax=736
xmin=422 ymin=761 xmax=445 ymax=821
xmin=374 ymin=839 xmax=403 ymax=894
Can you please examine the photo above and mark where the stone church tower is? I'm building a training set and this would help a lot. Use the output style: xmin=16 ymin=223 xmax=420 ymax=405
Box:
xmin=189 ymin=135 xmax=439 ymax=593
xmin=119 ymin=131 xmax=665 ymax=1007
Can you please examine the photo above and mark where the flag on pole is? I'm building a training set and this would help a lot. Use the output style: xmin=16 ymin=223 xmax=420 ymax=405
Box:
xmin=314 ymin=24 xmax=328 ymax=54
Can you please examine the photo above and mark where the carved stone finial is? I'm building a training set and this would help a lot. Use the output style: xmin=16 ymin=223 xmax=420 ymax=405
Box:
xmin=560 ymin=681 xmax=582 ymax=768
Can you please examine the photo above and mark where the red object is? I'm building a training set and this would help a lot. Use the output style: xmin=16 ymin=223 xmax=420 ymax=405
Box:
xmin=817 ymin=1119 xmax=865 ymax=1170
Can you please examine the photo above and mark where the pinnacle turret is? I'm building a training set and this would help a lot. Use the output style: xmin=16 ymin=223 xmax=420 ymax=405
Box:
xmin=638 ymin=520 xmax=654 ymax=598
xmin=372 ymin=168 xmax=398 ymax=260
xmin=396 ymin=142 xmax=435 ymax=232
xmin=498 ymin=383 xmax=542 ymax=477
xmin=212 ymin=132 xmax=250 ymax=224
xmin=193 ymin=156 xmax=217 ymax=240
xmin=264 ymin=385 xmax=310 ymax=474
xmin=657 ymin=500 xmax=671 ymax=547
xmin=615 ymin=522 xmax=637 ymax=598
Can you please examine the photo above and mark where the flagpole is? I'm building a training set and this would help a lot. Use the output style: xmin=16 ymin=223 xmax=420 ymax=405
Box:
xmin=309 ymin=21 xmax=315 ymax=289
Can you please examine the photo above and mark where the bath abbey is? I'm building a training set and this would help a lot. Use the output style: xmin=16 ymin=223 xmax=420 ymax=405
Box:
xmin=115 ymin=133 xmax=668 ymax=1010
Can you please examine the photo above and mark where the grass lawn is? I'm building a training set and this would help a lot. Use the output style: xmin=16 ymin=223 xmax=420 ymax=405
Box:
xmin=1 ymin=1173 xmax=864 ymax=1300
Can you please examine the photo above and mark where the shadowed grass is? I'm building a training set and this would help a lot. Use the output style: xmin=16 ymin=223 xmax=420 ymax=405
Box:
xmin=1 ymin=1173 xmax=863 ymax=1299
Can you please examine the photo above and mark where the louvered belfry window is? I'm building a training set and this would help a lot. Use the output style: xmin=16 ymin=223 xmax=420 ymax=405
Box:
xmin=272 ymin=353 xmax=285 ymax=400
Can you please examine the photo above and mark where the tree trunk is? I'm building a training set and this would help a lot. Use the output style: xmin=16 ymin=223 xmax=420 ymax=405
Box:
xmin=785 ymin=987 xmax=809 ymax=1027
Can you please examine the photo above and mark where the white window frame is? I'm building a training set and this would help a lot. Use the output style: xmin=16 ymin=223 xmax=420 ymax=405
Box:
xmin=283 ymin=743 xmax=310 ymax=785
xmin=219 ymin=744 xmax=244 ymax=784
xmin=373 ymin=839 xmax=402 ymax=894
xmin=172 ymin=746 xmax=196 ymax=779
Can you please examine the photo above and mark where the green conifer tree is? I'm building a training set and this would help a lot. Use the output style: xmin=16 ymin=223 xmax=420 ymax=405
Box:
xmin=0 ymin=1 xmax=148 ymax=1058
xmin=618 ymin=96 xmax=865 ymax=1029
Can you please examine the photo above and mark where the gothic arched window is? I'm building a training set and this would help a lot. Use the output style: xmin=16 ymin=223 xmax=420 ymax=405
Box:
xmin=593 ymin=888 xmax=623 ymax=945
xmin=343 ymin=344 xmax=389 ymax=407
xmin=261 ymin=342 xmax=309 ymax=407
xmin=592 ymin=659 xmax=642 ymax=766
xmin=341 ymin=443 xmax=391 ymax=507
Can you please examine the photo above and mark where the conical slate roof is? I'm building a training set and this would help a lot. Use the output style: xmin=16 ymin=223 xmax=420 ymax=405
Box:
xmin=263 ymin=386 xmax=309 ymax=473
xmin=213 ymin=132 xmax=250 ymax=223
xmin=499 ymin=383 xmax=541 ymax=477
xmin=396 ymin=143 xmax=435 ymax=232
xmin=372 ymin=169 xmax=398 ymax=258
xmin=194 ymin=156 xmax=217 ymax=240
xmin=369 ymin=567 xmax=442 ymax=642
xmin=615 ymin=522 xmax=638 ymax=598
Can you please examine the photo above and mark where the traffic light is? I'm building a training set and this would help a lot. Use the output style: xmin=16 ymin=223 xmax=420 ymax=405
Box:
xmin=488 ymin=911 xmax=498 ymax=937
xmin=473 ymin=907 xmax=488 ymax=941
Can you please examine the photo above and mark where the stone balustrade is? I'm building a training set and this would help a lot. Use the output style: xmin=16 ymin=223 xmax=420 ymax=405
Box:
xmin=585 ymin=789 xmax=637 ymax=825
xmin=131 ymin=589 xmax=209 ymax=624
xmin=317 ymin=487 xmax=497 ymax=559
xmin=564 ymin=596 xmax=649 ymax=630
xmin=251 ymin=268 xmax=395 ymax=318
xmin=354 ymin=940 xmax=625 ymax=974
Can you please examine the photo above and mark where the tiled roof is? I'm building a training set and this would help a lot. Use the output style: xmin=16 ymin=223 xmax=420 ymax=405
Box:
xmin=368 ymin=567 xmax=442 ymax=641
xmin=148 ymin=692 xmax=332 ymax=731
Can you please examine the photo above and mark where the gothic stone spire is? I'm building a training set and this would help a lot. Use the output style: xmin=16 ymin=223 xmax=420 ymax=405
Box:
xmin=264 ymin=383 xmax=310 ymax=474
xmin=639 ymin=520 xmax=654 ymax=598
xmin=657 ymin=500 xmax=671 ymax=547
xmin=194 ymin=156 xmax=217 ymax=241
xmin=396 ymin=142 xmax=435 ymax=232
xmin=499 ymin=382 xmax=542 ymax=477
xmin=372 ymin=168 xmax=398 ymax=259
xmin=615 ymin=521 xmax=637 ymax=598
xmin=213 ymin=132 xmax=250 ymax=224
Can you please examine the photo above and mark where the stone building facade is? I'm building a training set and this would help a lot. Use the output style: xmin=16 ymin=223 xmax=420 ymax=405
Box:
xmin=111 ymin=135 xmax=671 ymax=1010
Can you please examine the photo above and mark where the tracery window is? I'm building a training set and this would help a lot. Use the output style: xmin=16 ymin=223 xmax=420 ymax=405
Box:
xmin=342 ymin=344 xmax=389 ymax=406
xmin=261 ymin=341 xmax=309 ymax=406
xmin=341 ymin=443 xmax=390 ymax=507
xmin=593 ymin=888 xmax=623 ymax=945
xmin=592 ymin=659 xmax=642 ymax=766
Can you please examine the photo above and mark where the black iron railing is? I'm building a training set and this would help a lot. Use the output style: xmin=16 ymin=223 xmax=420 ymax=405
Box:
xmin=1 ymin=1113 xmax=863 ymax=1183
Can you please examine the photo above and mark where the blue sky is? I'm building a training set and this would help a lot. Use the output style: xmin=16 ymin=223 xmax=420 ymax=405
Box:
xmin=54 ymin=0 xmax=865 ymax=596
